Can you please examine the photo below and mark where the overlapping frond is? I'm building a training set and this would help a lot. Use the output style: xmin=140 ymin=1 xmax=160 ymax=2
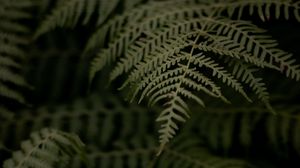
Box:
xmin=224 ymin=59 xmax=273 ymax=112
xmin=59 ymin=136 xmax=254 ymax=168
xmin=216 ymin=0 xmax=300 ymax=21
xmin=155 ymin=137 xmax=253 ymax=168
xmin=87 ymin=0 xmax=300 ymax=154
xmin=34 ymin=0 xmax=156 ymax=38
xmin=0 ymin=0 xmax=32 ymax=111
xmin=209 ymin=18 xmax=300 ymax=80
xmin=2 ymin=128 xmax=86 ymax=168
xmin=87 ymin=0 xmax=300 ymax=69
xmin=0 ymin=93 xmax=157 ymax=151
xmin=194 ymin=106 xmax=300 ymax=158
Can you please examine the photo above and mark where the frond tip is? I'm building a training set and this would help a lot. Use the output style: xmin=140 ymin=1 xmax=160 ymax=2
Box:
xmin=3 ymin=128 xmax=86 ymax=168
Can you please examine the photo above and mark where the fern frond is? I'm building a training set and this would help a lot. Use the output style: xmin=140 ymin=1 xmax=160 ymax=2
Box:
xmin=0 ymin=93 xmax=160 ymax=167
xmin=121 ymin=37 xmax=250 ymax=155
xmin=0 ymin=53 xmax=21 ymax=68
xmin=88 ymin=0 xmax=300 ymax=67
xmin=0 ymin=0 xmax=32 ymax=111
xmin=89 ymin=0 xmax=300 ymax=80
xmin=0 ymin=83 xmax=26 ymax=104
xmin=57 ymin=136 xmax=253 ymax=168
xmin=62 ymin=146 xmax=156 ymax=168
xmin=0 ymin=93 xmax=158 ymax=151
xmin=225 ymin=59 xmax=273 ymax=112
xmin=3 ymin=128 xmax=86 ymax=168
xmin=84 ymin=0 xmax=191 ymax=54
xmin=155 ymin=137 xmax=253 ymax=168
xmin=209 ymin=18 xmax=300 ymax=80
xmin=34 ymin=0 xmax=158 ymax=38
xmin=35 ymin=0 xmax=103 ymax=37
xmin=87 ymin=0 xmax=300 ymax=154
xmin=214 ymin=0 xmax=300 ymax=21
xmin=193 ymin=106 xmax=300 ymax=158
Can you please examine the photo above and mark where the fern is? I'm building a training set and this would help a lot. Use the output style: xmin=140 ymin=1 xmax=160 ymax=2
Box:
xmin=27 ymin=31 xmax=90 ymax=103
xmin=33 ymin=0 xmax=300 ymax=162
xmin=57 ymin=136 xmax=254 ymax=168
xmin=0 ymin=93 xmax=157 ymax=151
xmin=2 ymin=128 xmax=86 ymax=168
xmin=193 ymin=105 xmax=300 ymax=158
xmin=155 ymin=137 xmax=253 ymax=168
xmin=84 ymin=0 xmax=300 ymax=154
xmin=0 ymin=0 xmax=299 ymax=167
xmin=0 ymin=0 xmax=32 ymax=110
xmin=62 ymin=145 xmax=156 ymax=168
xmin=223 ymin=58 xmax=273 ymax=112
xmin=34 ymin=0 xmax=155 ymax=38
xmin=0 ymin=92 xmax=257 ymax=168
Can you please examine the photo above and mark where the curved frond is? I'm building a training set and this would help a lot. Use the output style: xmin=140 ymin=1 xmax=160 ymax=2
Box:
xmin=88 ymin=0 xmax=300 ymax=152
xmin=225 ymin=59 xmax=273 ymax=112
xmin=209 ymin=18 xmax=300 ymax=80
xmin=3 ymin=128 xmax=86 ymax=168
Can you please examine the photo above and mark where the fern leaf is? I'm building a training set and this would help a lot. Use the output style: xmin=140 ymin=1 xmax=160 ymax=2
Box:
xmin=3 ymin=128 xmax=86 ymax=168
xmin=191 ymin=52 xmax=251 ymax=102
xmin=0 ymin=82 xmax=26 ymax=103
xmin=212 ymin=0 xmax=300 ymax=21
xmin=87 ymin=0 xmax=300 ymax=154
xmin=35 ymin=0 xmax=109 ymax=37
xmin=0 ymin=93 xmax=160 ymax=168
xmin=210 ymin=18 xmax=300 ymax=80
xmin=84 ymin=0 xmax=190 ymax=53
xmin=226 ymin=59 xmax=273 ymax=112
xmin=90 ymin=0 xmax=300 ymax=80
xmin=88 ymin=3 xmax=197 ymax=82
xmin=57 ymin=136 xmax=253 ymax=168
xmin=0 ymin=54 xmax=21 ymax=69
xmin=156 ymin=137 xmax=253 ymax=168
xmin=65 ymin=147 xmax=156 ymax=168
xmin=0 ymin=0 xmax=32 ymax=112
xmin=34 ymin=0 xmax=161 ymax=38
xmin=0 ymin=67 xmax=28 ymax=86
xmin=156 ymin=95 xmax=191 ymax=155
xmin=97 ymin=0 xmax=119 ymax=25
xmin=193 ymin=106 xmax=300 ymax=157
xmin=0 ymin=93 xmax=158 ymax=151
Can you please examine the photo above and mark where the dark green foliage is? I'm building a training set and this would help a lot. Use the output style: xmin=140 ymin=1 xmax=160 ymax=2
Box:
xmin=85 ymin=0 xmax=300 ymax=152
xmin=0 ymin=0 xmax=300 ymax=167
xmin=0 ymin=0 xmax=32 ymax=114
xmin=3 ymin=128 xmax=86 ymax=168
xmin=0 ymin=93 xmax=157 ymax=151
xmin=1 ymin=93 xmax=255 ymax=168
xmin=193 ymin=105 xmax=300 ymax=159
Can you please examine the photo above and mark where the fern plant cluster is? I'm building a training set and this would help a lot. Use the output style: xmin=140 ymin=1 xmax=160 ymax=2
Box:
xmin=85 ymin=0 xmax=300 ymax=153
xmin=1 ymin=92 xmax=259 ymax=168
xmin=0 ymin=0 xmax=300 ymax=167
